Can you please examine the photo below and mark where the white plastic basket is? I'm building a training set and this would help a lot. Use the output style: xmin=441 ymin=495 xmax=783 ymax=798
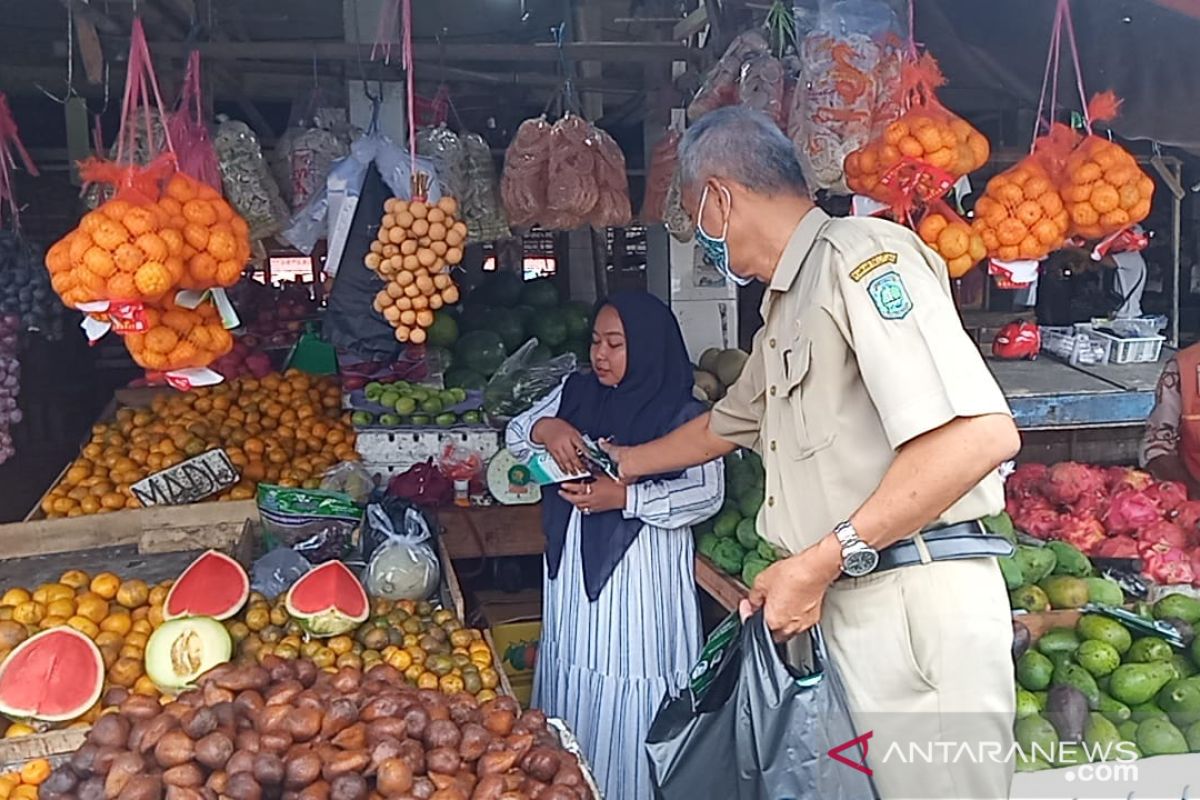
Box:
xmin=1039 ymin=326 xmax=1112 ymax=366
xmin=355 ymin=426 xmax=503 ymax=479
xmin=1091 ymin=330 xmax=1165 ymax=364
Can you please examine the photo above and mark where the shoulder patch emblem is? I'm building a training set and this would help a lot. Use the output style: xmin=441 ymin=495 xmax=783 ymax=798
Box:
xmin=849 ymin=251 xmax=897 ymax=282
xmin=867 ymin=272 xmax=913 ymax=320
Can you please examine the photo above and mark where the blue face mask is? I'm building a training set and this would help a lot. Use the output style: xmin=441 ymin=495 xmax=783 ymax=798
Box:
xmin=695 ymin=186 xmax=751 ymax=287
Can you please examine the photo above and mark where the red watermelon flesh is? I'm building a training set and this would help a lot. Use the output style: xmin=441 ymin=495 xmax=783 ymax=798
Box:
xmin=0 ymin=627 xmax=104 ymax=721
xmin=164 ymin=550 xmax=250 ymax=622
xmin=285 ymin=561 xmax=369 ymax=637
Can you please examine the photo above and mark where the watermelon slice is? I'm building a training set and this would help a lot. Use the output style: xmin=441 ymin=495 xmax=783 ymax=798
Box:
xmin=285 ymin=561 xmax=369 ymax=637
xmin=0 ymin=627 xmax=104 ymax=721
xmin=164 ymin=550 xmax=249 ymax=621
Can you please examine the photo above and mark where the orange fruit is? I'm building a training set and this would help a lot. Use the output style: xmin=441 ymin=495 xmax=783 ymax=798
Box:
xmin=115 ymin=579 xmax=150 ymax=609
xmin=76 ymin=595 xmax=109 ymax=623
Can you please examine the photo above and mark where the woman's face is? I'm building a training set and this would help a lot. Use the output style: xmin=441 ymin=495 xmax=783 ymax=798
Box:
xmin=590 ymin=305 xmax=627 ymax=387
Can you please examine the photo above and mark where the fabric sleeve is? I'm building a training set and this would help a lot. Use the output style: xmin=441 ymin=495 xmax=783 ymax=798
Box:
xmin=834 ymin=238 xmax=1012 ymax=449
xmin=709 ymin=330 xmax=766 ymax=451
xmin=1140 ymin=358 xmax=1181 ymax=467
xmin=623 ymin=458 xmax=725 ymax=530
xmin=504 ymin=379 xmax=566 ymax=461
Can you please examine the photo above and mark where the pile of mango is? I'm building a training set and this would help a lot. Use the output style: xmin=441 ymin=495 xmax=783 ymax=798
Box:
xmin=1013 ymin=593 xmax=1200 ymax=769
xmin=695 ymin=451 xmax=780 ymax=586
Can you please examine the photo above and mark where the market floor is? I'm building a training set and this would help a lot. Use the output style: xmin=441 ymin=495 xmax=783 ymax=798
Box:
xmin=0 ymin=336 xmax=130 ymax=522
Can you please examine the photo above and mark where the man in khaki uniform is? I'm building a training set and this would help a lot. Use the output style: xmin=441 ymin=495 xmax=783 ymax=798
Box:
xmin=613 ymin=107 xmax=1021 ymax=798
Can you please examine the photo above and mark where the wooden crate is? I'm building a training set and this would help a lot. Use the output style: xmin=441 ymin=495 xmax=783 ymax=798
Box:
xmin=0 ymin=730 xmax=87 ymax=771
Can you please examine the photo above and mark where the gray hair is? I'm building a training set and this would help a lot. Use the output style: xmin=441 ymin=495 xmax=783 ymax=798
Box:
xmin=678 ymin=106 xmax=808 ymax=196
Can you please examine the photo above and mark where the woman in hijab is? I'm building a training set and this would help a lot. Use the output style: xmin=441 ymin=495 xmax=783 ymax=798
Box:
xmin=506 ymin=292 xmax=724 ymax=800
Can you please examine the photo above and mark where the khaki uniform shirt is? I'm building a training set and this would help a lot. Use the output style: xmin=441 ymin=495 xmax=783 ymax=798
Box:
xmin=710 ymin=208 xmax=1011 ymax=555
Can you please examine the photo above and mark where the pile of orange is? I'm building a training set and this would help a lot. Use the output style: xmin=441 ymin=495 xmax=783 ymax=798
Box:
xmin=0 ymin=759 xmax=53 ymax=800
xmin=1062 ymin=135 xmax=1154 ymax=240
xmin=44 ymin=173 xmax=251 ymax=308
xmin=845 ymin=112 xmax=990 ymax=203
xmin=122 ymin=294 xmax=234 ymax=372
xmin=366 ymin=196 xmax=464 ymax=345
xmin=0 ymin=569 xmax=167 ymax=733
xmin=40 ymin=370 xmax=355 ymax=519
xmin=917 ymin=210 xmax=987 ymax=278
xmin=971 ymin=160 xmax=1071 ymax=262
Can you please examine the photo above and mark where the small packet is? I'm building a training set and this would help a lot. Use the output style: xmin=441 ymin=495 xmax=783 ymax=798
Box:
xmin=257 ymin=483 xmax=362 ymax=563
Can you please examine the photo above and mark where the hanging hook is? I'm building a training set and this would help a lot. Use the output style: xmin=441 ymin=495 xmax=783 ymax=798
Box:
xmin=36 ymin=4 xmax=77 ymax=105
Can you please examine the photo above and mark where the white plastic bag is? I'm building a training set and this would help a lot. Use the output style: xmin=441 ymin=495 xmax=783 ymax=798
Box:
xmin=363 ymin=503 xmax=440 ymax=600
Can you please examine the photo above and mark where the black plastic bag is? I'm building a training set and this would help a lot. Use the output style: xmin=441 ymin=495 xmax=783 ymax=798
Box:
xmin=646 ymin=613 xmax=876 ymax=800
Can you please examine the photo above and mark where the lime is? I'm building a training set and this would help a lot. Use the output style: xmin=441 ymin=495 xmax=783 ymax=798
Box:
xmin=394 ymin=396 xmax=417 ymax=416
xmin=421 ymin=397 xmax=444 ymax=414
xmin=435 ymin=413 xmax=457 ymax=427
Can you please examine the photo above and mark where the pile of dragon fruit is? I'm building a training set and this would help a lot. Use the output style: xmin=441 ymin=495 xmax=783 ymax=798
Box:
xmin=1007 ymin=461 xmax=1200 ymax=587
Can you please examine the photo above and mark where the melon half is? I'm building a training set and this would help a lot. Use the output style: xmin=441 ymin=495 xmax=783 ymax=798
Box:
xmin=0 ymin=627 xmax=104 ymax=721
xmin=164 ymin=550 xmax=249 ymax=621
xmin=145 ymin=616 xmax=232 ymax=693
xmin=285 ymin=561 xmax=369 ymax=638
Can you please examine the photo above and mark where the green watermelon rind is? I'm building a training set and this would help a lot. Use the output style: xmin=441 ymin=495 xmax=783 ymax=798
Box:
xmin=285 ymin=561 xmax=370 ymax=638
xmin=0 ymin=627 xmax=105 ymax=721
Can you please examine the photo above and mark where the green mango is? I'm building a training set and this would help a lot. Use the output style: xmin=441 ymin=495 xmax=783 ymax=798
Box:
xmin=1033 ymin=690 xmax=1049 ymax=710
xmin=1109 ymin=662 xmax=1177 ymax=706
xmin=1010 ymin=585 xmax=1050 ymax=613
xmin=1136 ymin=717 xmax=1189 ymax=757
xmin=1129 ymin=701 xmax=1169 ymax=722
xmin=1157 ymin=677 xmax=1200 ymax=727
xmin=1013 ymin=752 xmax=1053 ymax=772
xmin=983 ymin=511 xmax=1017 ymax=544
xmin=1037 ymin=628 xmax=1081 ymax=658
xmin=1193 ymin=634 xmax=1200 ymax=670
xmin=1118 ymin=720 xmax=1139 ymax=742
xmin=1127 ymin=636 xmax=1174 ymax=664
xmin=1171 ymin=653 xmax=1197 ymax=680
xmin=1186 ymin=720 xmax=1200 ymax=752
xmin=1040 ymin=575 xmax=1090 ymax=610
xmin=998 ymin=556 xmax=1024 ymax=591
xmin=1077 ymin=640 xmax=1121 ymax=678
xmin=1054 ymin=659 xmax=1101 ymax=709
xmin=1017 ymin=651 xmax=1055 ymax=692
xmin=1047 ymin=541 xmax=1093 ymax=577
xmin=1097 ymin=692 xmax=1132 ymax=724
xmin=1016 ymin=689 xmax=1042 ymax=720
xmin=1055 ymin=743 xmax=1090 ymax=767
xmin=1084 ymin=712 xmax=1123 ymax=759
xmin=1152 ymin=593 xmax=1200 ymax=624
xmin=1014 ymin=714 xmax=1059 ymax=761
xmin=1083 ymin=577 xmax=1125 ymax=607
xmin=1077 ymin=614 xmax=1133 ymax=655
xmin=1015 ymin=545 xmax=1058 ymax=584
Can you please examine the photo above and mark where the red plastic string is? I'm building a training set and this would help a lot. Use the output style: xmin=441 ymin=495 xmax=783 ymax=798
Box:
xmin=116 ymin=18 xmax=175 ymax=164
xmin=0 ymin=92 xmax=38 ymax=229
xmin=370 ymin=0 xmax=402 ymax=64
xmin=1032 ymin=0 xmax=1091 ymax=146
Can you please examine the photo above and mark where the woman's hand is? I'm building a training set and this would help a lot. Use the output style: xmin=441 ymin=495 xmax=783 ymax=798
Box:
xmin=532 ymin=418 xmax=587 ymax=475
xmin=559 ymin=476 xmax=628 ymax=516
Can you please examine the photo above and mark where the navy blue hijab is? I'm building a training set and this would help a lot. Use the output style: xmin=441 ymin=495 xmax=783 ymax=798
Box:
xmin=542 ymin=291 xmax=705 ymax=601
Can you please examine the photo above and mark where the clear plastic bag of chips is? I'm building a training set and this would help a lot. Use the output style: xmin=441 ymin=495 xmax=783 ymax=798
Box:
xmin=461 ymin=132 xmax=510 ymax=243
xmin=416 ymin=124 xmax=469 ymax=204
xmin=213 ymin=116 xmax=290 ymax=239
xmin=500 ymin=117 xmax=552 ymax=227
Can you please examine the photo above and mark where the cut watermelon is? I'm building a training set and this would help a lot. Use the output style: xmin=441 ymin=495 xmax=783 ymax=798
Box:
xmin=164 ymin=550 xmax=249 ymax=622
xmin=0 ymin=627 xmax=104 ymax=721
xmin=285 ymin=561 xmax=369 ymax=637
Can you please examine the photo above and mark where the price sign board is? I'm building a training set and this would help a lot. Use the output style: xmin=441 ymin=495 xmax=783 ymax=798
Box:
xmin=131 ymin=449 xmax=239 ymax=507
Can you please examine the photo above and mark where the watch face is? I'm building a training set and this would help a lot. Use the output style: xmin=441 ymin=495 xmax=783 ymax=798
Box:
xmin=843 ymin=548 xmax=879 ymax=577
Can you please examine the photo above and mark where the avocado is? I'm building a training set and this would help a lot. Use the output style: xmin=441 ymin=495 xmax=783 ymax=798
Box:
xmin=1171 ymin=652 xmax=1197 ymax=680
xmin=1077 ymin=614 xmax=1133 ymax=655
xmin=1157 ymin=678 xmax=1200 ymax=727
xmin=1118 ymin=720 xmax=1139 ymax=742
xmin=1077 ymin=640 xmax=1121 ymax=678
xmin=1037 ymin=628 xmax=1081 ymax=658
xmin=1016 ymin=688 xmax=1042 ymax=720
xmin=1136 ymin=717 xmax=1189 ymax=756
xmin=1153 ymin=593 xmax=1200 ymax=625
xmin=1047 ymin=541 xmax=1093 ymax=577
xmin=1097 ymin=692 xmax=1132 ymax=724
xmin=1015 ymin=714 xmax=1059 ymax=762
xmin=1017 ymin=650 xmax=1055 ymax=692
xmin=1083 ymin=577 xmax=1125 ymax=607
xmin=1127 ymin=636 xmax=1174 ymax=664
xmin=1054 ymin=742 xmax=1090 ymax=767
xmin=1046 ymin=684 xmax=1091 ymax=741
xmin=1053 ymin=660 xmax=1101 ymax=709
xmin=1033 ymin=690 xmax=1049 ymax=710
xmin=1013 ymin=752 xmax=1053 ymax=772
xmin=713 ymin=509 xmax=741 ymax=539
xmin=1084 ymin=712 xmax=1123 ymax=759
xmin=1010 ymin=585 xmax=1051 ymax=613
xmin=1193 ymin=634 xmax=1200 ymax=670
xmin=1109 ymin=662 xmax=1178 ymax=706
xmin=1040 ymin=575 xmax=1091 ymax=610
xmin=1129 ymin=701 xmax=1169 ymax=722
xmin=1015 ymin=545 xmax=1058 ymax=584
xmin=998 ymin=556 xmax=1024 ymax=591
xmin=1186 ymin=720 xmax=1200 ymax=752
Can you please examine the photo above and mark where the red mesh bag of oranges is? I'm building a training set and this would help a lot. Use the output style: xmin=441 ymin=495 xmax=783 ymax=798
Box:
xmin=844 ymin=54 xmax=990 ymax=209
xmin=915 ymin=199 xmax=987 ymax=279
xmin=121 ymin=294 xmax=233 ymax=373
xmin=971 ymin=124 xmax=1075 ymax=263
xmin=43 ymin=20 xmax=250 ymax=310
xmin=1060 ymin=92 xmax=1155 ymax=240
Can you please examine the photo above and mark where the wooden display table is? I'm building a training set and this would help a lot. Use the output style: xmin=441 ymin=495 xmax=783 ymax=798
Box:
xmin=438 ymin=504 xmax=545 ymax=559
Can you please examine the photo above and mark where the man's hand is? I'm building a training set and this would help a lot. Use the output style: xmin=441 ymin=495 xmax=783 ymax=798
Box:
xmin=598 ymin=440 xmax=636 ymax=483
xmin=559 ymin=476 xmax=627 ymax=515
xmin=739 ymin=539 xmax=841 ymax=641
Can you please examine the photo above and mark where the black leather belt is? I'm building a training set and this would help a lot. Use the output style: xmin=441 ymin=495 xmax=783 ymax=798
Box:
xmin=870 ymin=520 xmax=1014 ymax=575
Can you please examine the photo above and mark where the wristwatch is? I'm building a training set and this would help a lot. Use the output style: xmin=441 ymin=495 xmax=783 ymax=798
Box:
xmin=834 ymin=521 xmax=880 ymax=577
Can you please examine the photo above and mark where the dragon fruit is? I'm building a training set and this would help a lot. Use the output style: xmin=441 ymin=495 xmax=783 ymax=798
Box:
xmin=1173 ymin=500 xmax=1200 ymax=533
xmin=1137 ymin=520 xmax=1192 ymax=550
xmin=1013 ymin=504 xmax=1063 ymax=540
xmin=1007 ymin=463 xmax=1049 ymax=499
xmin=1192 ymin=550 xmax=1200 ymax=587
xmin=1072 ymin=490 xmax=1110 ymax=520
xmin=1093 ymin=535 xmax=1139 ymax=559
xmin=1101 ymin=489 xmax=1162 ymax=536
xmin=1141 ymin=546 xmax=1196 ymax=586
xmin=1106 ymin=468 xmax=1154 ymax=494
xmin=1145 ymin=481 xmax=1188 ymax=514
xmin=1043 ymin=461 xmax=1105 ymax=506
xmin=1057 ymin=515 xmax=1107 ymax=552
